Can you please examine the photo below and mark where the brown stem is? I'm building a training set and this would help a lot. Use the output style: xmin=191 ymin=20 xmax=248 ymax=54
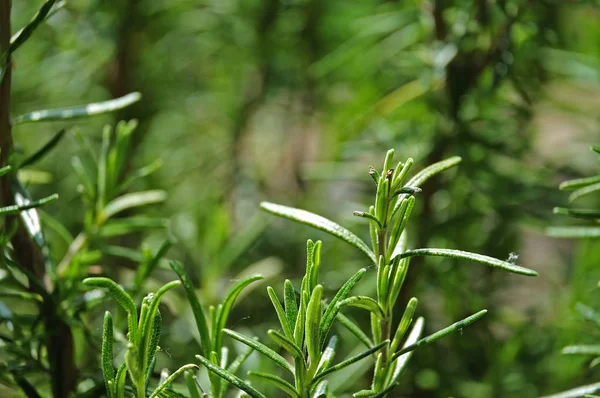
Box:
xmin=0 ymin=2 xmax=76 ymax=396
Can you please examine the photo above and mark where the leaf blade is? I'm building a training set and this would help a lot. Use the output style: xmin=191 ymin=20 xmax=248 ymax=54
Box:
xmin=12 ymin=93 xmax=142 ymax=125
xmin=260 ymin=202 xmax=376 ymax=263
xmin=397 ymin=248 xmax=538 ymax=276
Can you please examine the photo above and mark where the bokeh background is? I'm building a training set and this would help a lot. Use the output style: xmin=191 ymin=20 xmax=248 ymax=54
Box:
xmin=5 ymin=0 xmax=600 ymax=396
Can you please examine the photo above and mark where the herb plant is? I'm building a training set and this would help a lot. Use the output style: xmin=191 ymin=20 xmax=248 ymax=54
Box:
xmin=541 ymin=145 xmax=600 ymax=398
xmin=83 ymin=277 xmax=197 ymax=398
xmin=194 ymin=150 xmax=538 ymax=397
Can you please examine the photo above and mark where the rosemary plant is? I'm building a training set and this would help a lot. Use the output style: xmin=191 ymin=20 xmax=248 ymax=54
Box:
xmin=541 ymin=145 xmax=600 ymax=398
xmin=83 ymin=277 xmax=198 ymax=398
xmin=193 ymin=149 xmax=537 ymax=397
xmin=169 ymin=260 xmax=262 ymax=398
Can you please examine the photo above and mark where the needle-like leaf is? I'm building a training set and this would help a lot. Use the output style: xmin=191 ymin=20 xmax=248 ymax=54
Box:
xmin=320 ymin=268 xmax=367 ymax=347
xmin=248 ymin=372 xmax=299 ymax=398
xmin=392 ymin=310 xmax=487 ymax=361
xmin=195 ymin=355 xmax=267 ymax=398
xmin=13 ymin=93 xmax=142 ymax=125
xmin=313 ymin=340 xmax=389 ymax=383
xmin=223 ymin=329 xmax=294 ymax=376
xmin=101 ymin=312 xmax=115 ymax=398
xmin=149 ymin=364 xmax=199 ymax=398
xmin=260 ymin=202 xmax=376 ymax=263
xmin=169 ymin=261 xmax=211 ymax=356
xmin=397 ymin=248 xmax=538 ymax=276
xmin=538 ymin=382 xmax=600 ymax=398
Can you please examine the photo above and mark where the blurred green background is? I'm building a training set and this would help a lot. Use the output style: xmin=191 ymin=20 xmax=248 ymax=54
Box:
xmin=5 ymin=0 xmax=600 ymax=397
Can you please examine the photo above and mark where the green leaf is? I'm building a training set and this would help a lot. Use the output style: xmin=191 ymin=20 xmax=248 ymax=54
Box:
xmin=397 ymin=248 xmax=538 ymax=276
xmin=71 ymin=156 xmax=95 ymax=199
xmin=336 ymin=313 xmax=373 ymax=348
xmin=294 ymin=290 xmax=308 ymax=348
xmin=20 ymin=129 xmax=66 ymax=168
xmin=223 ymin=329 xmax=294 ymax=376
xmin=386 ymin=317 xmax=425 ymax=388
xmin=576 ymin=303 xmax=600 ymax=328
xmin=392 ymin=310 xmax=487 ymax=361
xmin=0 ymin=165 xmax=11 ymax=177
xmin=122 ymin=159 xmax=163 ymax=190
xmin=134 ymin=241 xmax=172 ymax=289
xmin=102 ymin=312 xmax=115 ymax=398
xmin=12 ymin=93 xmax=142 ymax=125
xmin=312 ymin=380 xmax=328 ymax=398
xmin=569 ymin=182 xmax=600 ymax=202
xmin=337 ymin=296 xmax=385 ymax=319
xmin=553 ymin=207 xmax=600 ymax=220
xmin=284 ymin=280 xmax=298 ymax=333
xmin=390 ymin=157 xmax=461 ymax=217
xmin=390 ymin=298 xmax=418 ymax=354
xmin=306 ymin=285 xmax=324 ymax=369
xmin=313 ymin=340 xmax=389 ymax=383
xmin=138 ymin=281 xmax=181 ymax=379
xmin=248 ymin=372 xmax=299 ymax=398
xmin=149 ymin=364 xmax=199 ymax=398
xmin=406 ymin=156 xmax=461 ymax=187
xmin=146 ymin=311 xmax=162 ymax=373
xmin=538 ymin=382 xmax=600 ymax=398
xmin=195 ymin=354 xmax=266 ymax=398
xmin=83 ymin=277 xmax=138 ymax=340
xmin=9 ymin=0 xmax=58 ymax=54
xmin=114 ymin=363 xmax=128 ymax=398
xmin=215 ymin=275 xmax=263 ymax=351
xmin=562 ymin=345 xmax=600 ymax=355
xmin=267 ymin=286 xmax=294 ymax=340
xmin=560 ymin=175 xmax=600 ymax=191
xmin=316 ymin=336 xmax=338 ymax=374
xmin=268 ymin=329 xmax=304 ymax=360
xmin=96 ymin=126 xmax=110 ymax=216
xmin=169 ymin=261 xmax=211 ymax=356
xmin=260 ymin=202 xmax=376 ymax=263
xmin=547 ymin=226 xmax=600 ymax=238
xmin=102 ymin=190 xmax=167 ymax=221
xmin=320 ymin=268 xmax=367 ymax=347
xmin=0 ymin=193 xmax=58 ymax=216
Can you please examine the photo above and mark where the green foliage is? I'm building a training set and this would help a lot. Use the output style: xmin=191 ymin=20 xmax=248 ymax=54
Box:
xmin=170 ymin=260 xmax=262 ymax=398
xmin=542 ymin=145 xmax=600 ymax=398
xmin=194 ymin=150 xmax=536 ymax=397
xmin=83 ymin=277 xmax=197 ymax=398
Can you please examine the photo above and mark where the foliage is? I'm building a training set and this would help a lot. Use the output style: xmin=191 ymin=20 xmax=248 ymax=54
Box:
xmin=82 ymin=278 xmax=197 ymax=398
xmin=541 ymin=146 xmax=600 ymax=398
xmin=197 ymin=150 xmax=537 ymax=397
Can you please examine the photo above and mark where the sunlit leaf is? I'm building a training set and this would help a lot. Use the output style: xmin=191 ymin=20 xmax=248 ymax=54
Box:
xmin=223 ymin=329 xmax=294 ymax=376
xmin=260 ymin=202 xmax=376 ymax=263
xmin=397 ymin=248 xmax=538 ymax=276
xmin=392 ymin=310 xmax=487 ymax=360
xmin=102 ymin=190 xmax=167 ymax=221
xmin=538 ymin=382 xmax=600 ymax=398
xmin=313 ymin=340 xmax=389 ymax=383
xmin=12 ymin=93 xmax=142 ymax=125
xmin=149 ymin=364 xmax=199 ymax=398
xmin=547 ymin=226 xmax=600 ymax=239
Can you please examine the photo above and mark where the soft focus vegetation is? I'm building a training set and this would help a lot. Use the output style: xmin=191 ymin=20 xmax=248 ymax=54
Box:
xmin=1 ymin=0 xmax=600 ymax=397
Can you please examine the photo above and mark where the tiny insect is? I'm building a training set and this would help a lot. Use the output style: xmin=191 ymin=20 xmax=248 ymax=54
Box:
xmin=507 ymin=252 xmax=519 ymax=264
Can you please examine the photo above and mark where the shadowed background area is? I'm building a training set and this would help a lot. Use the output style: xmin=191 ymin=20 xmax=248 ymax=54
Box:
xmin=2 ymin=0 xmax=600 ymax=397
